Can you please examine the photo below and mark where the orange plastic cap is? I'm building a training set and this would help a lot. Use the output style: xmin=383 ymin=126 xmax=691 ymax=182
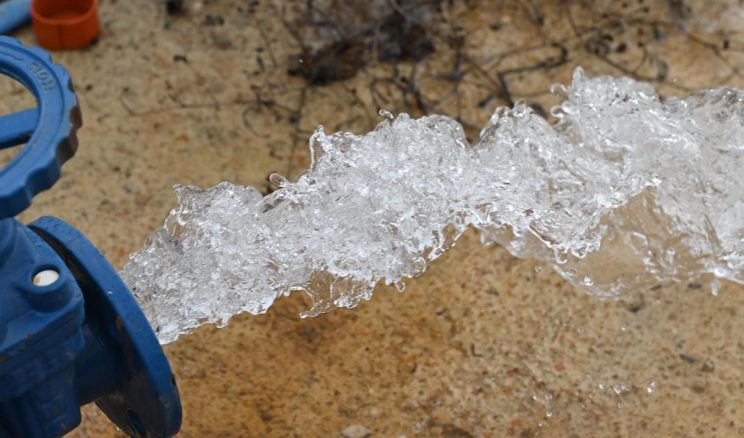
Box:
xmin=31 ymin=0 xmax=100 ymax=50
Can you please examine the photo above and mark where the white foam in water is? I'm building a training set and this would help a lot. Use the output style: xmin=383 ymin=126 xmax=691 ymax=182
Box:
xmin=121 ymin=68 xmax=744 ymax=343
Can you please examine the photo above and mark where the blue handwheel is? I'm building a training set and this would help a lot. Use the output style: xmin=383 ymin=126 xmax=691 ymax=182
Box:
xmin=0 ymin=35 xmax=81 ymax=219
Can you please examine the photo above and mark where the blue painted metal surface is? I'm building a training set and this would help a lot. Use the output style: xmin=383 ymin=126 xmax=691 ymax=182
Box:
xmin=0 ymin=107 xmax=37 ymax=149
xmin=0 ymin=36 xmax=80 ymax=219
xmin=0 ymin=37 xmax=182 ymax=437
xmin=0 ymin=218 xmax=86 ymax=437
xmin=30 ymin=217 xmax=183 ymax=438
xmin=0 ymin=0 xmax=31 ymax=35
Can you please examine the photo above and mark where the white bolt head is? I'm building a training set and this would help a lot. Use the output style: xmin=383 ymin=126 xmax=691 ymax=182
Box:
xmin=33 ymin=269 xmax=59 ymax=287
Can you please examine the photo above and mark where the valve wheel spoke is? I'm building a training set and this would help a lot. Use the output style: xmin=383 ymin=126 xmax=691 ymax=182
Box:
xmin=0 ymin=107 xmax=38 ymax=150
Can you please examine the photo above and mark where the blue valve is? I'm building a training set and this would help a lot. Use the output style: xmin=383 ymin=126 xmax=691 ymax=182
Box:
xmin=0 ymin=37 xmax=182 ymax=437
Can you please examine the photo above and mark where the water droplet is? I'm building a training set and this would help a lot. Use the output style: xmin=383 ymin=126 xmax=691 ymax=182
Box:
xmin=710 ymin=279 xmax=721 ymax=296
xmin=550 ymin=83 xmax=568 ymax=97
xmin=378 ymin=109 xmax=395 ymax=121
xmin=572 ymin=66 xmax=586 ymax=81
xmin=612 ymin=383 xmax=631 ymax=395
xmin=645 ymin=381 xmax=658 ymax=394
xmin=269 ymin=173 xmax=289 ymax=187
xmin=555 ymin=252 xmax=568 ymax=265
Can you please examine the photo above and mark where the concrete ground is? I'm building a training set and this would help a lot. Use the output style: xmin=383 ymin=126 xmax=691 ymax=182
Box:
xmin=2 ymin=0 xmax=744 ymax=436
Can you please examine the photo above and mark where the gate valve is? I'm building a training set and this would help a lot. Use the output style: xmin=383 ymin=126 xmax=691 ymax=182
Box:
xmin=0 ymin=36 xmax=182 ymax=438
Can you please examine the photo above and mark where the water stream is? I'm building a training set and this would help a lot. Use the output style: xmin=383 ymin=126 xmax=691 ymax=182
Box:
xmin=121 ymin=68 xmax=744 ymax=344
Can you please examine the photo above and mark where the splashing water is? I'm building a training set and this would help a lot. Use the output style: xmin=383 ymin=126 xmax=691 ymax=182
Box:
xmin=121 ymin=68 xmax=744 ymax=343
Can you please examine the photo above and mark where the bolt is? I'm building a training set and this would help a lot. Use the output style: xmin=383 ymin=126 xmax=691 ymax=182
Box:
xmin=33 ymin=269 xmax=59 ymax=287
xmin=24 ymin=266 xmax=74 ymax=312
